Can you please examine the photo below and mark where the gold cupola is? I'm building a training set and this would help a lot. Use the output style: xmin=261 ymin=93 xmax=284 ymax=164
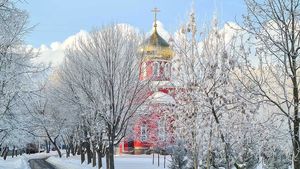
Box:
xmin=140 ymin=8 xmax=173 ymax=61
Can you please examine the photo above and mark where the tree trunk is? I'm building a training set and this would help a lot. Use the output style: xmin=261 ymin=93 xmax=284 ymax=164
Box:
xmin=87 ymin=142 xmax=92 ymax=164
xmin=12 ymin=146 xmax=15 ymax=158
xmin=74 ymin=144 xmax=78 ymax=156
xmin=3 ymin=147 xmax=9 ymax=160
xmin=158 ymin=152 xmax=160 ymax=167
xmin=62 ymin=136 xmax=70 ymax=158
xmin=1 ymin=146 xmax=6 ymax=157
xmin=108 ymin=143 xmax=115 ymax=169
xmin=210 ymin=97 xmax=231 ymax=169
xmin=97 ymin=149 xmax=103 ymax=169
xmin=70 ymin=142 xmax=75 ymax=156
xmin=66 ymin=146 xmax=70 ymax=158
xmin=292 ymin=56 xmax=300 ymax=169
xmin=152 ymin=152 xmax=154 ymax=165
xmin=92 ymin=148 xmax=96 ymax=167
xmin=293 ymin=117 xmax=300 ymax=169
xmin=48 ymin=138 xmax=61 ymax=158
xmin=54 ymin=142 xmax=62 ymax=158
xmin=45 ymin=129 xmax=62 ymax=158
xmin=164 ymin=155 xmax=166 ymax=168
xmin=77 ymin=143 xmax=81 ymax=155
xmin=106 ymin=148 xmax=110 ymax=169
xmin=80 ymin=143 xmax=85 ymax=164
xmin=45 ymin=140 xmax=50 ymax=153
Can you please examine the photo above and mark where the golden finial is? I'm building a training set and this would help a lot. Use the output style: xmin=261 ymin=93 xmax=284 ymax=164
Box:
xmin=151 ymin=7 xmax=160 ymax=32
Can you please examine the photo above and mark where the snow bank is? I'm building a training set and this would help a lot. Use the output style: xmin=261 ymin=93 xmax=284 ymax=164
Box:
xmin=23 ymin=151 xmax=58 ymax=160
xmin=47 ymin=154 xmax=170 ymax=169
xmin=0 ymin=156 xmax=30 ymax=169
xmin=47 ymin=156 xmax=94 ymax=169
xmin=0 ymin=151 xmax=59 ymax=169
xmin=0 ymin=152 xmax=268 ymax=169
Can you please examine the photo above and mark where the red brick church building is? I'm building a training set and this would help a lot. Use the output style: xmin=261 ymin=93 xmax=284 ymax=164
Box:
xmin=119 ymin=10 xmax=179 ymax=154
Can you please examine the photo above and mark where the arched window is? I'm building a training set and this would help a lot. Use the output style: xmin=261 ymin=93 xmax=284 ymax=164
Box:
xmin=142 ymin=62 xmax=147 ymax=78
xmin=158 ymin=118 xmax=166 ymax=141
xmin=153 ymin=62 xmax=160 ymax=77
xmin=140 ymin=124 xmax=147 ymax=141
xmin=164 ymin=63 xmax=171 ymax=78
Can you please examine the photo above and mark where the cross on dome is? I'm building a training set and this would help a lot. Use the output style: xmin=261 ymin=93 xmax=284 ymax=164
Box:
xmin=151 ymin=7 xmax=160 ymax=31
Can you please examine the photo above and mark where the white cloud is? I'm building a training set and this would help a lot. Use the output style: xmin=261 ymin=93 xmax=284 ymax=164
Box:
xmin=34 ymin=21 xmax=235 ymax=68
xmin=34 ymin=25 xmax=145 ymax=68
xmin=33 ymin=30 xmax=89 ymax=67
xmin=32 ymin=24 xmax=147 ymax=68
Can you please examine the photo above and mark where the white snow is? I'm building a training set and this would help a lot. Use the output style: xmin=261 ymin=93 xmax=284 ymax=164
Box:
xmin=0 ymin=156 xmax=30 ymax=169
xmin=0 ymin=152 xmax=57 ymax=169
xmin=0 ymin=151 xmax=58 ymax=169
xmin=256 ymin=161 xmax=263 ymax=169
xmin=0 ymin=152 xmax=277 ymax=169
xmin=149 ymin=92 xmax=176 ymax=104
xmin=47 ymin=154 xmax=171 ymax=169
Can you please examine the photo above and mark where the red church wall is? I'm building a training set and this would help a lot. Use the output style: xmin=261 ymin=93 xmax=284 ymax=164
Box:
xmin=119 ymin=103 xmax=175 ymax=154
xmin=139 ymin=60 xmax=171 ymax=81
xmin=118 ymin=85 xmax=185 ymax=155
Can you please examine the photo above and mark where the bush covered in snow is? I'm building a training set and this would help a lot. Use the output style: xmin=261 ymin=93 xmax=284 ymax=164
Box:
xmin=262 ymin=148 xmax=290 ymax=169
xmin=168 ymin=141 xmax=191 ymax=169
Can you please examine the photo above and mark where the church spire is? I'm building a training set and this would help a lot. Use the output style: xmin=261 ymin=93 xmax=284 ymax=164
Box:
xmin=151 ymin=7 xmax=160 ymax=32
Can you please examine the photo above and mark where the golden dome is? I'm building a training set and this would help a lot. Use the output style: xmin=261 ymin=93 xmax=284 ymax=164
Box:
xmin=140 ymin=29 xmax=173 ymax=60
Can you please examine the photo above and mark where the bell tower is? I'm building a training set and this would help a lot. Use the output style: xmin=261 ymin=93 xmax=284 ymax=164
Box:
xmin=139 ymin=8 xmax=173 ymax=83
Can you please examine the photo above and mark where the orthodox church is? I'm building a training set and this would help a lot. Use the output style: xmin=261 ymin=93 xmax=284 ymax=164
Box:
xmin=119 ymin=8 xmax=178 ymax=154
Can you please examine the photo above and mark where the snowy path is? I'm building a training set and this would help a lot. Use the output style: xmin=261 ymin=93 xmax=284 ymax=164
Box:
xmin=29 ymin=158 xmax=56 ymax=169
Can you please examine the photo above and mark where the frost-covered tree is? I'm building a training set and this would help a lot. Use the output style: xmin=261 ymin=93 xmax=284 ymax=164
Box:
xmin=0 ymin=0 xmax=45 ymax=149
xmin=49 ymin=66 xmax=107 ymax=168
xmin=21 ymin=89 xmax=67 ymax=158
xmin=172 ymin=10 xmax=262 ymax=169
xmin=262 ymin=147 xmax=290 ymax=169
xmin=57 ymin=24 xmax=148 ymax=169
xmin=169 ymin=141 xmax=190 ymax=169
xmin=234 ymin=0 xmax=300 ymax=168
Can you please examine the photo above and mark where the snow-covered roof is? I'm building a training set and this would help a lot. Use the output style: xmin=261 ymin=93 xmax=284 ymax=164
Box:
xmin=148 ymin=91 xmax=176 ymax=104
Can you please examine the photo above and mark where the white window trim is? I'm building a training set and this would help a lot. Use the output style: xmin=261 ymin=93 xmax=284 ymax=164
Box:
xmin=164 ymin=63 xmax=170 ymax=78
xmin=153 ymin=62 xmax=160 ymax=77
xmin=142 ymin=62 xmax=147 ymax=78
xmin=158 ymin=118 xmax=166 ymax=141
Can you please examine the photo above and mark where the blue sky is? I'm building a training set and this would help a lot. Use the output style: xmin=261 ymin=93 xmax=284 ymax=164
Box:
xmin=20 ymin=0 xmax=246 ymax=47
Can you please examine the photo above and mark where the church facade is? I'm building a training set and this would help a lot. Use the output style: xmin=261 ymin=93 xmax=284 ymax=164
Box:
xmin=119 ymin=12 xmax=178 ymax=154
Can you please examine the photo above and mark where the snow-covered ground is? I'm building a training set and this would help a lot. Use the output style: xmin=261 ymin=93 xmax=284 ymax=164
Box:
xmin=0 ymin=152 xmax=170 ymax=169
xmin=47 ymin=154 xmax=170 ymax=169
xmin=0 ymin=151 xmax=58 ymax=169
xmin=0 ymin=152 xmax=281 ymax=169
xmin=0 ymin=156 xmax=30 ymax=169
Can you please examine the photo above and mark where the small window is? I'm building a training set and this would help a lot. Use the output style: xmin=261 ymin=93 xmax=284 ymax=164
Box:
xmin=164 ymin=63 xmax=171 ymax=78
xmin=140 ymin=124 xmax=147 ymax=141
xmin=158 ymin=118 xmax=166 ymax=141
xmin=153 ymin=62 xmax=160 ymax=76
